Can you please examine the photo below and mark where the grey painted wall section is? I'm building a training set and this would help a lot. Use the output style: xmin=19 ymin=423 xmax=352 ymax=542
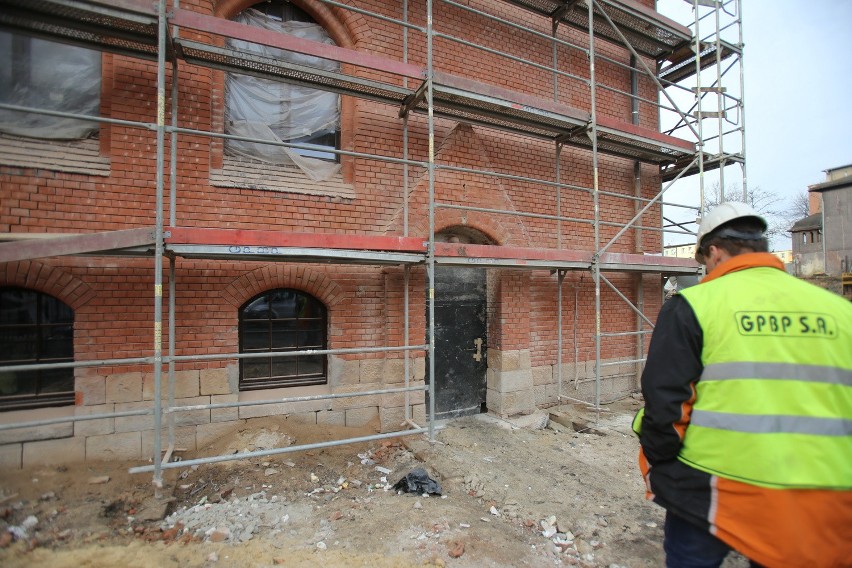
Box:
xmin=822 ymin=189 xmax=852 ymax=275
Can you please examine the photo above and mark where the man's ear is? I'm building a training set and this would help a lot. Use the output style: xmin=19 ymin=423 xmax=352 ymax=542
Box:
xmin=707 ymin=244 xmax=725 ymax=265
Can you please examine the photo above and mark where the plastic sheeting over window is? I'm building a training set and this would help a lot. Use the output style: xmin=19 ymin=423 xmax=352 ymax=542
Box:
xmin=225 ymin=9 xmax=342 ymax=181
xmin=0 ymin=32 xmax=101 ymax=140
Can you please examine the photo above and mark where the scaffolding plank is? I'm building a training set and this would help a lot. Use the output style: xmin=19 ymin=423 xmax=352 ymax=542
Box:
xmin=167 ymin=245 xmax=425 ymax=265
xmin=166 ymin=228 xmax=427 ymax=253
xmin=175 ymin=39 xmax=412 ymax=108
xmin=430 ymin=71 xmax=695 ymax=164
xmin=660 ymin=152 xmax=743 ymax=182
xmin=434 ymin=242 xmax=591 ymax=270
xmin=0 ymin=228 xmax=156 ymax=263
xmin=503 ymin=0 xmax=691 ymax=59
xmin=170 ymin=8 xmax=424 ymax=81
xmin=599 ymin=252 xmax=700 ymax=274
xmin=659 ymin=42 xmax=737 ymax=84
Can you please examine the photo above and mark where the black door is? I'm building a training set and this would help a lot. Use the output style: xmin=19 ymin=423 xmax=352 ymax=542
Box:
xmin=428 ymin=266 xmax=487 ymax=420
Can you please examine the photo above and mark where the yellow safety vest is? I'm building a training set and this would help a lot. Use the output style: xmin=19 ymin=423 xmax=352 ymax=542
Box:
xmin=678 ymin=267 xmax=852 ymax=489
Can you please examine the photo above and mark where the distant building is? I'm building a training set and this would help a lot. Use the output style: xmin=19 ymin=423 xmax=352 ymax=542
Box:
xmin=664 ymin=244 xmax=792 ymax=266
xmin=792 ymin=164 xmax=852 ymax=277
xmin=663 ymin=244 xmax=694 ymax=259
xmin=773 ymin=249 xmax=793 ymax=265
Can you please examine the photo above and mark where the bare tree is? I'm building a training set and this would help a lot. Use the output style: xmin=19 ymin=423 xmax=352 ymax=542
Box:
xmin=702 ymin=182 xmax=788 ymax=241
xmin=789 ymin=190 xmax=811 ymax=220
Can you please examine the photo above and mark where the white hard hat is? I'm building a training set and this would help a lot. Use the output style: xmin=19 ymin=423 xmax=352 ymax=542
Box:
xmin=694 ymin=202 xmax=767 ymax=263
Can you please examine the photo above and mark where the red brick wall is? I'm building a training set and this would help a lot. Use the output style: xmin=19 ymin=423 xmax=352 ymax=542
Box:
xmin=1 ymin=0 xmax=663 ymax=383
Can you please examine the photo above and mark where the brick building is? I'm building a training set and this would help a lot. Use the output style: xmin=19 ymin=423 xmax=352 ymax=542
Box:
xmin=0 ymin=0 xmax=740 ymax=473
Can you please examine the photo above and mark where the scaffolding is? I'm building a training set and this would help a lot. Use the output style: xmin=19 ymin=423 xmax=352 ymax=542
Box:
xmin=0 ymin=0 xmax=744 ymax=486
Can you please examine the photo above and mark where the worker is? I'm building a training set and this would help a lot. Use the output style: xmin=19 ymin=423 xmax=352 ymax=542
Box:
xmin=632 ymin=202 xmax=852 ymax=567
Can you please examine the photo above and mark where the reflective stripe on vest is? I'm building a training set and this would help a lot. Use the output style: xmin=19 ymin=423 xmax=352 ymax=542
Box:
xmin=678 ymin=267 xmax=852 ymax=490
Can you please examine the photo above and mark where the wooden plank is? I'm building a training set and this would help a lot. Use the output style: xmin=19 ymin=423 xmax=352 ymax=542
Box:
xmin=434 ymin=242 xmax=591 ymax=264
xmin=165 ymin=228 xmax=427 ymax=253
xmin=0 ymin=228 xmax=155 ymax=263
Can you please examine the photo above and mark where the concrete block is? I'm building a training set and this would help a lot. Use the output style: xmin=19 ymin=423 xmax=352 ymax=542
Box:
xmin=143 ymin=370 xmax=200 ymax=400
xmin=238 ymin=398 xmax=331 ymax=420
xmin=487 ymin=368 xmax=532 ymax=393
xmin=106 ymin=372 xmax=143 ymax=403
xmin=545 ymin=383 xmax=561 ymax=405
xmin=414 ymin=358 xmax=425 ymax=381
xmin=23 ymin=436 xmax=86 ymax=467
xmin=532 ymin=365 xmax=553 ymax=386
xmin=197 ymin=420 xmax=244 ymax=450
xmin=359 ymin=359 xmax=384 ymax=382
xmin=328 ymin=356 xmax=359 ymax=386
xmin=533 ymin=384 xmax=548 ymax=407
xmin=519 ymin=350 xmax=532 ymax=370
xmin=345 ymin=406 xmax=379 ymax=428
xmin=114 ymin=401 xmax=156 ymax=433
xmin=142 ymin=426 xmax=197 ymax=456
xmin=0 ymin=444 xmax=22 ymax=469
xmin=379 ymin=405 xmax=425 ymax=432
xmin=383 ymin=359 xmax=412 ymax=384
xmin=555 ymin=362 xmax=584 ymax=384
xmin=86 ymin=431 xmax=142 ymax=461
xmin=211 ymin=394 xmax=239 ymax=423
xmin=200 ymin=368 xmax=232 ymax=396
xmin=316 ymin=410 xmax=345 ymax=427
xmin=380 ymin=383 xmax=426 ymax=407
xmin=330 ymin=382 xmax=382 ymax=411
xmin=411 ymin=404 xmax=426 ymax=426
xmin=0 ymin=409 xmax=73 ymax=444
xmin=487 ymin=349 xmax=530 ymax=372
xmin=285 ymin=412 xmax=317 ymax=426
xmin=486 ymin=388 xmax=535 ymax=418
xmin=76 ymin=375 xmax=106 ymax=405
xmin=74 ymin=404 xmax=115 ymax=437
xmin=379 ymin=406 xmax=406 ymax=433
xmin=170 ymin=396 xmax=211 ymax=427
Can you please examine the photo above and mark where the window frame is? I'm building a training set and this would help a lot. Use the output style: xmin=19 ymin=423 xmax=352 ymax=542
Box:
xmin=224 ymin=1 xmax=341 ymax=164
xmin=238 ymin=288 xmax=328 ymax=391
xmin=0 ymin=287 xmax=75 ymax=412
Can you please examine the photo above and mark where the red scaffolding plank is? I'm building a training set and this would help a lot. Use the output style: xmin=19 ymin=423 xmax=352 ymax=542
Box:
xmin=170 ymin=8 xmax=425 ymax=81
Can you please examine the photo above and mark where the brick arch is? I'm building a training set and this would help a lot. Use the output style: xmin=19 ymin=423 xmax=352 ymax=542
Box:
xmin=408 ymin=209 xmax=514 ymax=247
xmin=0 ymin=260 xmax=94 ymax=310
xmin=214 ymin=0 xmax=354 ymax=48
xmin=214 ymin=0 xmax=357 ymax=180
xmin=221 ymin=265 xmax=345 ymax=309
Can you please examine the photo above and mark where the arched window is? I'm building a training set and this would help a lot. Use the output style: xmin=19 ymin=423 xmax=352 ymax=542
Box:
xmin=0 ymin=287 xmax=75 ymax=411
xmin=225 ymin=1 xmax=341 ymax=179
xmin=239 ymin=289 xmax=327 ymax=390
xmin=0 ymin=32 xmax=101 ymax=140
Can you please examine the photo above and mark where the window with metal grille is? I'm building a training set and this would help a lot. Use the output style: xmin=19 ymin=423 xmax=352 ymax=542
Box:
xmin=239 ymin=289 xmax=327 ymax=390
xmin=0 ymin=287 xmax=75 ymax=411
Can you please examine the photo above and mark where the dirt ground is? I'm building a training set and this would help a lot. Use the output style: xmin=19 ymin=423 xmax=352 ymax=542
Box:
xmin=0 ymin=398 xmax=749 ymax=567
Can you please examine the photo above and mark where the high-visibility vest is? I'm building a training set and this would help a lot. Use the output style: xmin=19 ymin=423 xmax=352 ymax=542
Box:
xmin=678 ymin=267 xmax=852 ymax=489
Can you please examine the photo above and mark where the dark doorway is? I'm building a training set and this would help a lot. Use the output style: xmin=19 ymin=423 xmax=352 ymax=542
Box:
xmin=428 ymin=266 xmax=488 ymax=420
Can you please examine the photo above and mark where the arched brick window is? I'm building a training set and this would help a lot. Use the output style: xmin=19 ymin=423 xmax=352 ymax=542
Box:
xmin=0 ymin=287 xmax=75 ymax=411
xmin=225 ymin=1 xmax=340 ymax=173
xmin=239 ymin=289 xmax=327 ymax=390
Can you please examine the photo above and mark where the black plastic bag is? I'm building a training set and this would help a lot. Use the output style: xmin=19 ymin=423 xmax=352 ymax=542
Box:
xmin=392 ymin=467 xmax=442 ymax=495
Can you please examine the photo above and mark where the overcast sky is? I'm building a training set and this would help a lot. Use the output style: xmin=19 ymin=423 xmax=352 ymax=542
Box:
xmin=657 ymin=0 xmax=852 ymax=249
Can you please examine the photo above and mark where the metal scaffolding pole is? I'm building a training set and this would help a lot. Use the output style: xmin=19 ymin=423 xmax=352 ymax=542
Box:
xmin=151 ymin=0 xmax=168 ymax=489
xmin=426 ymin=0 xmax=437 ymax=441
